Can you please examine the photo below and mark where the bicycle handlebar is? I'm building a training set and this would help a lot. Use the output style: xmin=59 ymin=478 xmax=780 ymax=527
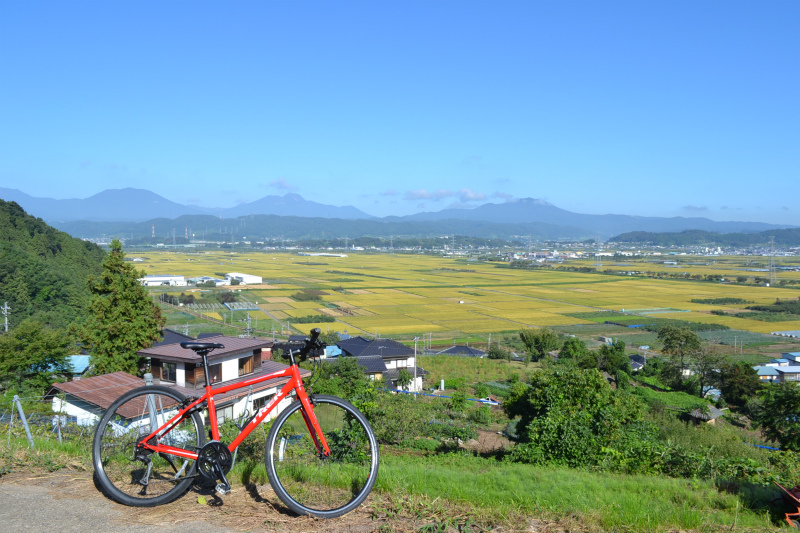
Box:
xmin=290 ymin=328 xmax=326 ymax=361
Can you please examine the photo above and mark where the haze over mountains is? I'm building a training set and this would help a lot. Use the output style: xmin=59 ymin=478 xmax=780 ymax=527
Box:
xmin=0 ymin=187 xmax=792 ymax=242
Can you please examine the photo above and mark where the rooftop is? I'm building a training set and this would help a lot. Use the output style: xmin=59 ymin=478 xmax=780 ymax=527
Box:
xmin=138 ymin=335 xmax=273 ymax=363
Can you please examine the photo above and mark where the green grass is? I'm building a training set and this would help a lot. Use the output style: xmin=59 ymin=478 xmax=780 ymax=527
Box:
xmin=418 ymin=355 xmax=527 ymax=389
xmin=0 ymin=422 xmax=791 ymax=532
xmin=377 ymin=452 xmax=781 ymax=531
xmin=631 ymin=386 xmax=711 ymax=410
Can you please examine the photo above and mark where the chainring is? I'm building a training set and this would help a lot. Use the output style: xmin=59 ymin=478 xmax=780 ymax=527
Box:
xmin=197 ymin=441 xmax=233 ymax=481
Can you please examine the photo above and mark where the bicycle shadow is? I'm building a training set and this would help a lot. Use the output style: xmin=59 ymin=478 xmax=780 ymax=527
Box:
xmin=243 ymin=482 xmax=297 ymax=517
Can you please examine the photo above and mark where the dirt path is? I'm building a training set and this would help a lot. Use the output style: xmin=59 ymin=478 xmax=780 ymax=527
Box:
xmin=0 ymin=470 xmax=396 ymax=533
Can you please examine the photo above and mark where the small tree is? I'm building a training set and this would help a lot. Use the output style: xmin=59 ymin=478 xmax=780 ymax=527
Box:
xmin=449 ymin=390 xmax=467 ymax=412
xmin=0 ymin=320 xmax=75 ymax=395
xmin=757 ymin=383 xmax=800 ymax=451
xmin=717 ymin=362 xmax=761 ymax=407
xmin=597 ymin=340 xmax=631 ymax=376
xmin=82 ymin=239 xmax=165 ymax=375
xmin=519 ymin=327 xmax=561 ymax=361
xmin=397 ymin=368 xmax=413 ymax=391
xmin=487 ymin=345 xmax=511 ymax=360
xmin=559 ymin=337 xmax=589 ymax=360
xmin=658 ymin=326 xmax=701 ymax=369
xmin=691 ymin=346 xmax=724 ymax=398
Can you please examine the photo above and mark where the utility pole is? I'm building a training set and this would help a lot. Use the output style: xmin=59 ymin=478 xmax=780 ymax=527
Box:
xmin=769 ymin=236 xmax=777 ymax=285
xmin=413 ymin=337 xmax=420 ymax=397
xmin=1 ymin=302 xmax=10 ymax=333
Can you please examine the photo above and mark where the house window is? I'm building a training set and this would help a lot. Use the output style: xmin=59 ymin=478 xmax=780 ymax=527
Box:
xmin=239 ymin=356 xmax=254 ymax=376
xmin=396 ymin=359 xmax=408 ymax=368
xmin=253 ymin=394 xmax=274 ymax=412
xmin=161 ymin=362 xmax=177 ymax=382
xmin=216 ymin=405 xmax=233 ymax=424
xmin=209 ymin=363 xmax=222 ymax=384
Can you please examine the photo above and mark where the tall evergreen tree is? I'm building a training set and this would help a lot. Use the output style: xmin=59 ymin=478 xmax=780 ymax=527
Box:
xmin=82 ymin=239 xmax=164 ymax=374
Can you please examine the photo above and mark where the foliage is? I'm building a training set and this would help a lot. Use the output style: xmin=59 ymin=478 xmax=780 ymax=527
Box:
xmin=691 ymin=298 xmax=751 ymax=305
xmin=449 ymin=390 xmax=467 ymax=412
xmin=216 ymin=291 xmax=237 ymax=304
xmin=486 ymin=345 xmax=511 ymax=360
xmin=397 ymin=368 xmax=413 ymax=391
xmin=0 ymin=319 xmax=75 ymax=395
xmin=609 ymin=227 xmax=800 ymax=247
xmin=597 ymin=340 xmax=631 ymax=377
xmin=746 ymin=297 xmax=800 ymax=315
xmin=81 ymin=239 xmax=165 ymax=375
xmin=504 ymin=368 xmax=644 ymax=467
xmin=558 ymin=337 xmax=589 ymax=359
xmin=518 ymin=328 xmax=561 ymax=361
xmin=290 ymin=289 xmax=325 ymax=301
xmin=657 ymin=326 xmax=701 ymax=367
xmin=318 ymin=330 xmax=341 ymax=345
xmin=313 ymin=356 xmax=379 ymax=418
xmin=0 ymin=200 xmax=104 ymax=328
xmin=757 ymin=383 xmax=800 ymax=451
xmin=293 ymin=314 xmax=336 ymax=323
xmin=689 ymin=347 xmax=724 ymax=399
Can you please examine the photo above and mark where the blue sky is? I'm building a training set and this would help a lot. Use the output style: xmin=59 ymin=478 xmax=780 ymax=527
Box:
xmin=1 ymin=1 xmax=798 ymax=224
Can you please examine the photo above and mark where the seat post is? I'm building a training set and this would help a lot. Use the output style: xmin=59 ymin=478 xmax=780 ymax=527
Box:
xmin=199 ymin=350 xmax=212 ymax=387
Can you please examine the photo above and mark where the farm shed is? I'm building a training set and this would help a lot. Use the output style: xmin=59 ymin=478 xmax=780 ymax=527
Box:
xmin=139 ymin=274 xmax=187 ymax=287
xmin=225 ymin=272 xmax=262 ymax=284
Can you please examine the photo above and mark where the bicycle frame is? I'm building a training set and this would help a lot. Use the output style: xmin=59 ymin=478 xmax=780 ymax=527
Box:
xmin=136 ymin=361 xmax=331 ymax=461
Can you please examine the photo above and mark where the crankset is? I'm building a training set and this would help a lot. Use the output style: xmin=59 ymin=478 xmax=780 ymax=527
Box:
xmin=197 ymin=441 xmax=234 ymax=495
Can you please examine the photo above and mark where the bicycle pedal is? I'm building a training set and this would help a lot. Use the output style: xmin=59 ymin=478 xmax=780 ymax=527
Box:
xmin=215 ymin=483 xmax=231 ymax=496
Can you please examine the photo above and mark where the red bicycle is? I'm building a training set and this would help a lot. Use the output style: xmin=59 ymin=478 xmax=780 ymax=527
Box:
xmin=92 ymin=328 xmax=379 ymax=518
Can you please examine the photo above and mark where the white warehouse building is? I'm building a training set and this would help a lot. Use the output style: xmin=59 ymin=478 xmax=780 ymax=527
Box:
xmin=139 ymin=275 xmax=187 ymax=287
xmin=226 ymin=272 xmax=263 ymax=285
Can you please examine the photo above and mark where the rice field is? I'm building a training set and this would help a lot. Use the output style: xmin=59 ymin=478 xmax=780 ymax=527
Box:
xmin=138 ymin=250 xmax=800 ymax=351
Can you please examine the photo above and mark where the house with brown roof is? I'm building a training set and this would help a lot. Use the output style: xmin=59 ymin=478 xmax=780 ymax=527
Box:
xmin=48 ymin=336 xmax=309 ymax=426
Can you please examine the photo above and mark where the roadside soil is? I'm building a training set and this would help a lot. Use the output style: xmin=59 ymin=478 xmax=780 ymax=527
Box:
xmin=0 ymin=465 xmax=557 ymax=533
xmin=0 ymin=469 xmax=399 ymax=533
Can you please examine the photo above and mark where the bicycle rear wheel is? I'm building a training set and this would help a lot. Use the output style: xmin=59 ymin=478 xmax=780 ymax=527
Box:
xmin=92 ymin=385 xmax=205 ymax=507
xmin=265 ymin=395 xmax=379 ymax=518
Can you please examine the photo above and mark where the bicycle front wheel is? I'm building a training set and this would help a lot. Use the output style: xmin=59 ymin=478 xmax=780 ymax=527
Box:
xmin=265 ymin=395 xmax=379 ymax=518
xmin=92 ymin=385 xmax=206 ymax=507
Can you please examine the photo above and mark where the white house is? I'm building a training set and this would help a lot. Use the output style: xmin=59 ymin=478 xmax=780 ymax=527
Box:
xmin=139 ymin=275 xmax=187 ymax=287
xmin=47 ymin=336 xmax=309 ymax=427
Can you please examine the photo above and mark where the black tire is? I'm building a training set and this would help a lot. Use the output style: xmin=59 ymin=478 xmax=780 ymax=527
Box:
xmin=265 ymin=395 xmax=379 ymax=518
xmin=92 ymin=385 xmax=206 ymax=507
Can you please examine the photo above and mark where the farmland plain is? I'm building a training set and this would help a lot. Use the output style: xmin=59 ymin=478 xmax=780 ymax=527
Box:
xmin=140 ymin=250 xmax=800 ymax=359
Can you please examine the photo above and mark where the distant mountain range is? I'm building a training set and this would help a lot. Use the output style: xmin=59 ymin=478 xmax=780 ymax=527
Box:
xmin=0 ymin=188 xmax=372 ymax=222
xmin=0 ymin=187 xmax=793 ymax=241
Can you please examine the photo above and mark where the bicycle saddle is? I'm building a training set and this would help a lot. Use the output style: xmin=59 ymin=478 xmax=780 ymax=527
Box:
xmin=180 ymin=342 xmax=225 ymax=352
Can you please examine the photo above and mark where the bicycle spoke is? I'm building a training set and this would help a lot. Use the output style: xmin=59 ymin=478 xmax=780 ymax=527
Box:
xmin=266 ymin=395 xmax=378 ymax=518
xmin=93 ymin=387 xmax=205 ymax=506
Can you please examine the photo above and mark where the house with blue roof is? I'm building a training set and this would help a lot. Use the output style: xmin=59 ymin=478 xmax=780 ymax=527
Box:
xmin=754 ymin=365 xmax=780 ymax=383
xmin=775 ymin=366 xmax=800 ymax=383
xmin=68 ymin=355 xmax=91 ymax=377
xmin=782 ymin=352 xmax=800 ymax=363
